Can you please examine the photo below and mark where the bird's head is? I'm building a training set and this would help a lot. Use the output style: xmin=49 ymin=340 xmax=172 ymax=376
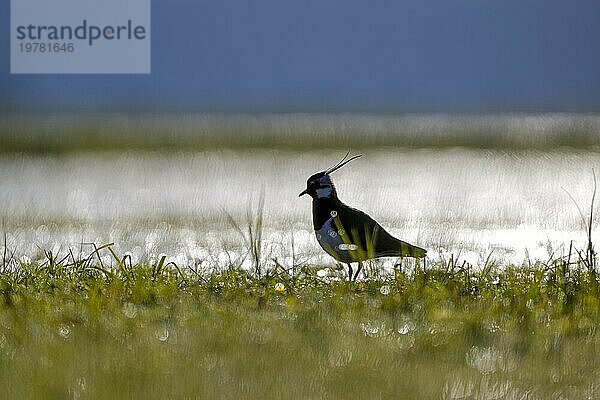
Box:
xmin=299 ymin=152 xmax=362 ymax=200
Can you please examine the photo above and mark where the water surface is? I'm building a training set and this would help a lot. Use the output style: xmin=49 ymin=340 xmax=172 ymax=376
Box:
xmin=2 ymin=148 xmax=597 ymax=270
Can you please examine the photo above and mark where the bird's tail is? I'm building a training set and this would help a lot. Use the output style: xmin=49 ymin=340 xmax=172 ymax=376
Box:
xmin=401 ymin=241 xmax=427 ymax=258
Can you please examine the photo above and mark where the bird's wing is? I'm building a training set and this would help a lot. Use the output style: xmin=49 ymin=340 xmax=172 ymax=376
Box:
xmin=334 ymin=206 xmax=426 ymax=258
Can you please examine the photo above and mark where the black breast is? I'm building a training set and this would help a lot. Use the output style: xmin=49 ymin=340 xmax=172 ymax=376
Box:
xmin=312 ymin=198 xmax=342 ymax=230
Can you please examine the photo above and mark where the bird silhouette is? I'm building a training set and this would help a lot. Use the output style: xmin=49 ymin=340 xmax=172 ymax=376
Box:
xmin=299 ymin=152 xmax=426 ymax=281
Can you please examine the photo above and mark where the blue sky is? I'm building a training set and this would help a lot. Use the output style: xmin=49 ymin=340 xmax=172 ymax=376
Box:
xmin=2 ymin=0 xmax=600 ymax=113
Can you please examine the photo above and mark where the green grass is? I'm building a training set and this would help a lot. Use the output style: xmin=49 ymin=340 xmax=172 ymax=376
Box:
xmin=1 ymin=248 xmax=600 ymax=399
xmin=3 ymin=113 xmax=600 ymax=153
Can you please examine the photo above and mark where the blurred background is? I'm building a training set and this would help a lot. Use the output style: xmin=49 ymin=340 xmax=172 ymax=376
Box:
xmin=1 ymin=0 xmax=600 ymax=269
xmin=3 ymin=0 xmax=600 ymax=112
xmin=4 ymin=0 xmax=600 ymax=112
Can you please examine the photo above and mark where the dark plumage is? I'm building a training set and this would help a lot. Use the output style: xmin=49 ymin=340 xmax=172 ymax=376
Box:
xmin=299 ymin=154 xmax=426 ymax=280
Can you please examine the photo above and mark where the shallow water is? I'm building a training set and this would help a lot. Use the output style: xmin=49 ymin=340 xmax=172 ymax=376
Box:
xmin=1 ymin=148 xmax=598 ymax=269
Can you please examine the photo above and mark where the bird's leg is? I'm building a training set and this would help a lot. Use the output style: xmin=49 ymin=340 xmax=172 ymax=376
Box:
xmin=346 ymin=263 xmax=353 ymax=282
xmin=353 ymin=261 xmax=363 ymax=281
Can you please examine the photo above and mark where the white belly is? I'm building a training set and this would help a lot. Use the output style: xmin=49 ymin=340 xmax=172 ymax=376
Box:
xmin=315 ymin=217 xmax=359 ymax=262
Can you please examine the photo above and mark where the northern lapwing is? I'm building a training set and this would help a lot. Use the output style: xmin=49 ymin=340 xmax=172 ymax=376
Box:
xmin=299 ymin=153 xmax=426 ymax=281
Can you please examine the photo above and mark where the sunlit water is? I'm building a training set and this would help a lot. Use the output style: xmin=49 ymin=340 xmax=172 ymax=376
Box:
xmin=1 ymin=148 xmax=598 ymax=270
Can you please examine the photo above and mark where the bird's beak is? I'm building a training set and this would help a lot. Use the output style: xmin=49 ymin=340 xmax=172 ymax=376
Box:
xmin=298 ymin=189 xmax=308 ymax=197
